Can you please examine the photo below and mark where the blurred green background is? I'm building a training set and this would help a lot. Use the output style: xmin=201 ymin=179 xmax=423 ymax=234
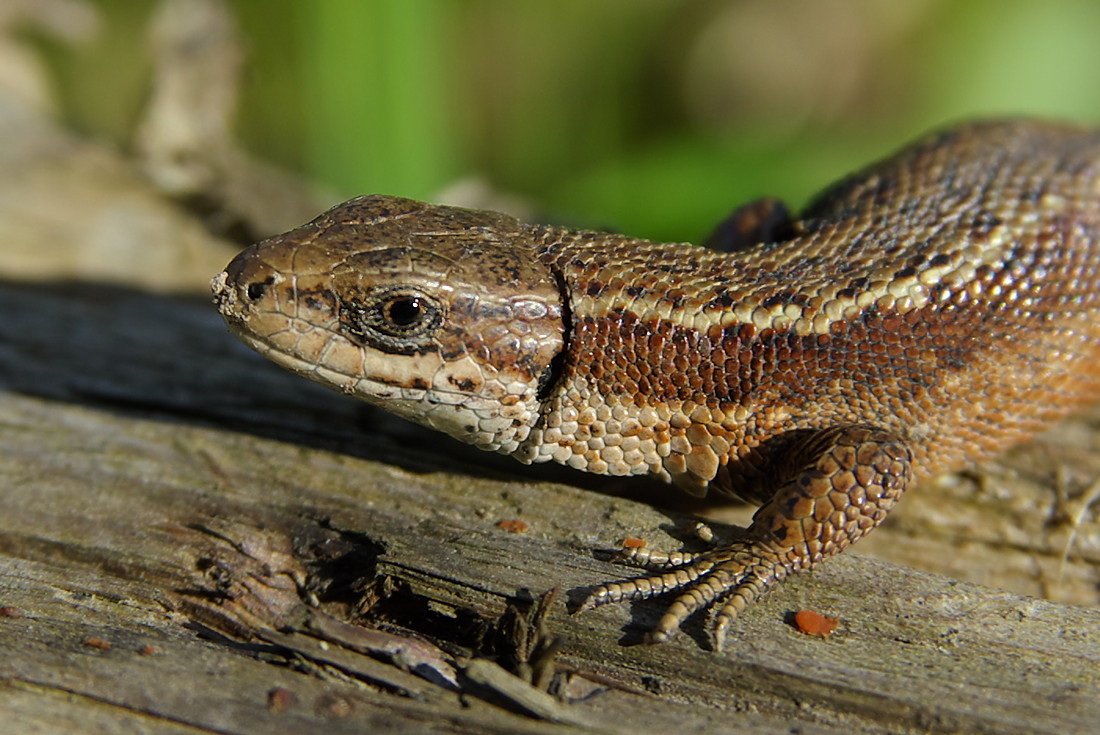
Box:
xmin=33 ymin=0 xmax=1100 ymax=243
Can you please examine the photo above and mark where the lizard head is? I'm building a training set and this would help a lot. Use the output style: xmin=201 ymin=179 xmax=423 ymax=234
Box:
xmin=212 ymin=195 xmax=566 ymax=455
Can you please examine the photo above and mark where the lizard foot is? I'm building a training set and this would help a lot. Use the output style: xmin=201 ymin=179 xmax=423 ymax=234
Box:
xmin=577 ymin=540 xmax=790 ymax=651
xmin=577 ymin=425 xmax=912 ymax=651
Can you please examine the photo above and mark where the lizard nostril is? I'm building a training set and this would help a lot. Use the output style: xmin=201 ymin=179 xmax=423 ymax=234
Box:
xmin=246 ymin=278 xmax=274 ymax=301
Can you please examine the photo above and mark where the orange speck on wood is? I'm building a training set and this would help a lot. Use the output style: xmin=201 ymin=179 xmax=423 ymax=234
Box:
xmin=794 ymin=610 xmax=838 ymax=638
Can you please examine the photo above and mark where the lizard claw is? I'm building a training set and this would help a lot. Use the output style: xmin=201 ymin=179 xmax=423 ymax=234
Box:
xmin=576 ymin=543 xmax=780 ymax=648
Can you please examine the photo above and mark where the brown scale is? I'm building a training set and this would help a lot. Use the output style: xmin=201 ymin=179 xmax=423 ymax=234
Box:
xmin=215 ymin=120 xmax=1100 ymax=650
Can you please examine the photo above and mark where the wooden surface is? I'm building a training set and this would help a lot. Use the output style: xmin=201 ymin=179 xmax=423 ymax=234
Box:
xmin=1 ymin=94 xmax=1099 ymax=735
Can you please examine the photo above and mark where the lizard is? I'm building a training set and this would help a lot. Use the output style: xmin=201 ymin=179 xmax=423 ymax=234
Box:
xmin=211 ymin=120 xmax=1100 ymax=650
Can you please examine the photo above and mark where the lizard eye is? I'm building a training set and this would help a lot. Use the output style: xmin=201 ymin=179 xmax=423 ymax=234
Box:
xmin=339 ymin=286 xmax=445 ymax=353
xmin=384 ymin=295 xmax=425 ymax=328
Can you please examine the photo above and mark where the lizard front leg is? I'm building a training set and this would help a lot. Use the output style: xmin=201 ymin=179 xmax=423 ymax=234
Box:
xmin=577 ymin=425 xmax=912 ymax=650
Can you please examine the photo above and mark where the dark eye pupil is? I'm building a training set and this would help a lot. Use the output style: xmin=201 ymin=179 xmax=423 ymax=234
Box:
xmin=386 ymin=297 xmax=422 ymax=326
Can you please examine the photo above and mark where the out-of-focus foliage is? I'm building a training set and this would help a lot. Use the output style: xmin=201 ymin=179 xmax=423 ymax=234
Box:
xmin=32 ymin=0 xmax=1100 ymax=242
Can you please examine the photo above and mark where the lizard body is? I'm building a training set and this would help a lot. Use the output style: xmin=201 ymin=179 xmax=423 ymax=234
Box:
xmin=212 ymin=120 xmax=1100 ymax=649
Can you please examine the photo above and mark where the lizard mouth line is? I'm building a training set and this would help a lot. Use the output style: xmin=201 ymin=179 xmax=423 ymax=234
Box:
xmin=229 ymin=328 xmax=501 ymax=411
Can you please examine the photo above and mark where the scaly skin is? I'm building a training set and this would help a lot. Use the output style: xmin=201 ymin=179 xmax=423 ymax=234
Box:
xmin=212 ymin=120 xmax=1100 ymax=650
